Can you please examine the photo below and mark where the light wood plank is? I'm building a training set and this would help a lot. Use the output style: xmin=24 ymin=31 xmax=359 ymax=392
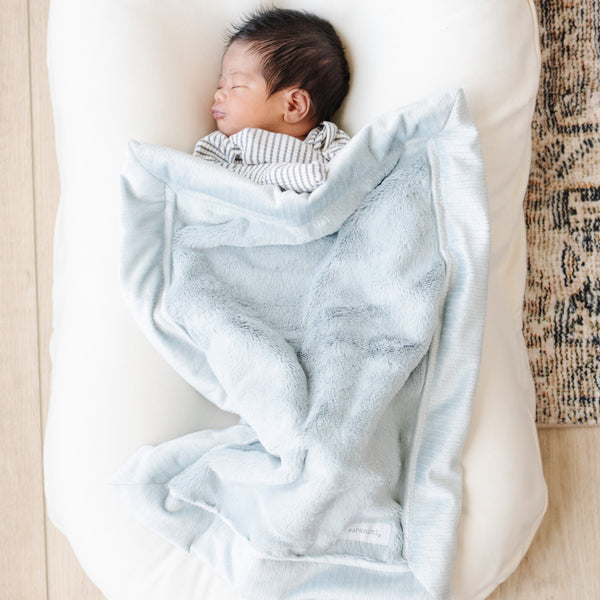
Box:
xmin=29 ymin=0 xmax=58 ymax=428
xmin=488 ymin=427 xmax=600 ymax=598
xmin=0 ymin=0 xmax=48 ymax=598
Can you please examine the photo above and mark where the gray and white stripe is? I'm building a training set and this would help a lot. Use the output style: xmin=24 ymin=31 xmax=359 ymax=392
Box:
xmin=193 ymin=122 xmax=350 ymax=193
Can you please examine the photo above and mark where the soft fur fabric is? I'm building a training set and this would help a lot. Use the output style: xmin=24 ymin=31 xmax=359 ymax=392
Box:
xmin=112 ymin=89 xmax=489 ymax=600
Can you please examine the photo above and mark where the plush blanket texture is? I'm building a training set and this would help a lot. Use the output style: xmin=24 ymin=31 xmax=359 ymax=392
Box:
xmin=112 ymin=89 xmax=489 ymax=600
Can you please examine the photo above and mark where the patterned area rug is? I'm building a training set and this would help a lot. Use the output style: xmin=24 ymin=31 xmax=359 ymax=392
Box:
xmin=524 ymin=0 xmax=600 ymax=424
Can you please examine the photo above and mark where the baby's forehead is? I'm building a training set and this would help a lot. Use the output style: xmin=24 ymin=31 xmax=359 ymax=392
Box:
xmin=219 ymin=70 xmax=246 ymax=78
xmin=220 ymin=49 xmax=263 ymax=77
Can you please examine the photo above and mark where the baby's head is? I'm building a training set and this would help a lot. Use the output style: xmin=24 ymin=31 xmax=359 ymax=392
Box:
xmin=212 ymin=8 xmax=350 ymax=138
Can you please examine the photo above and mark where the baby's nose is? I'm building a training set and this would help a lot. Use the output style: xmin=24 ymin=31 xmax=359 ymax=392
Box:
xmin=214 ymin=88 xmax=225 ymax=102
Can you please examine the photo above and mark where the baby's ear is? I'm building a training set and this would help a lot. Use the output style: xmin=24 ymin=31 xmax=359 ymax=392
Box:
xmin=283 ymin=88 xmax=313 ymax=124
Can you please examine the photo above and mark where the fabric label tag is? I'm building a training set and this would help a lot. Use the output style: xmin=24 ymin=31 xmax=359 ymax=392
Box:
xmin=340 ymin=522 xmax=392 ymax=546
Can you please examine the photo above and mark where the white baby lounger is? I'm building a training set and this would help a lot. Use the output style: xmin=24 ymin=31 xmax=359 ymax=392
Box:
xmin=44 ymin=1 xmax=547 ymax=599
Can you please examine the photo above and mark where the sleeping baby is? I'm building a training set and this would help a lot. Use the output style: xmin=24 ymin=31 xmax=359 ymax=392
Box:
xmin=193 ymin=8 xmax=352 ymax=193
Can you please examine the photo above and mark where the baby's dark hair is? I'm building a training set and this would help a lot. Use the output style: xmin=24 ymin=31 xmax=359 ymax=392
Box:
xmin=227 ymin=7 xmax=350 ymax=123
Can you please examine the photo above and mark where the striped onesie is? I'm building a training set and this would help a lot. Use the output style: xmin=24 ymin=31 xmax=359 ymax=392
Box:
xmin=193 ymin=121 xmax=350 ymax=193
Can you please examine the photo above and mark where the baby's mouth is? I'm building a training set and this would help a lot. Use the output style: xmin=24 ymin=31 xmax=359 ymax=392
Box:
xmin=212 ymin=108 xmax=226 ymax=120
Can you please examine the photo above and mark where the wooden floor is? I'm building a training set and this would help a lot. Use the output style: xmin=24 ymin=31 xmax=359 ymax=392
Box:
xmin=1 ymin=1 xmax=599 ymax=598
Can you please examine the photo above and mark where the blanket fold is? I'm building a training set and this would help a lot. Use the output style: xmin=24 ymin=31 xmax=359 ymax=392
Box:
xmin=112 ymin=89 xmax=489 ymax=600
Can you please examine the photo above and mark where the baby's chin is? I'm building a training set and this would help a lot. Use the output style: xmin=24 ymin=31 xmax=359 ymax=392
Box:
xmin=216 ymin=125 xmax=233 ymax=137
xmin=215 ymin=119 xmax=245 ymax=137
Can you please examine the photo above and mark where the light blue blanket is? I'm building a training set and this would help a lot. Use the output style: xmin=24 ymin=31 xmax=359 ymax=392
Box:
xmin=112 ymin=89 xmax=489 ymax=600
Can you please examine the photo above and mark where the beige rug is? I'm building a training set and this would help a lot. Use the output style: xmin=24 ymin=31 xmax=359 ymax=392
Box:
xmin=524 ymin=0 xmax=600 ymax=424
